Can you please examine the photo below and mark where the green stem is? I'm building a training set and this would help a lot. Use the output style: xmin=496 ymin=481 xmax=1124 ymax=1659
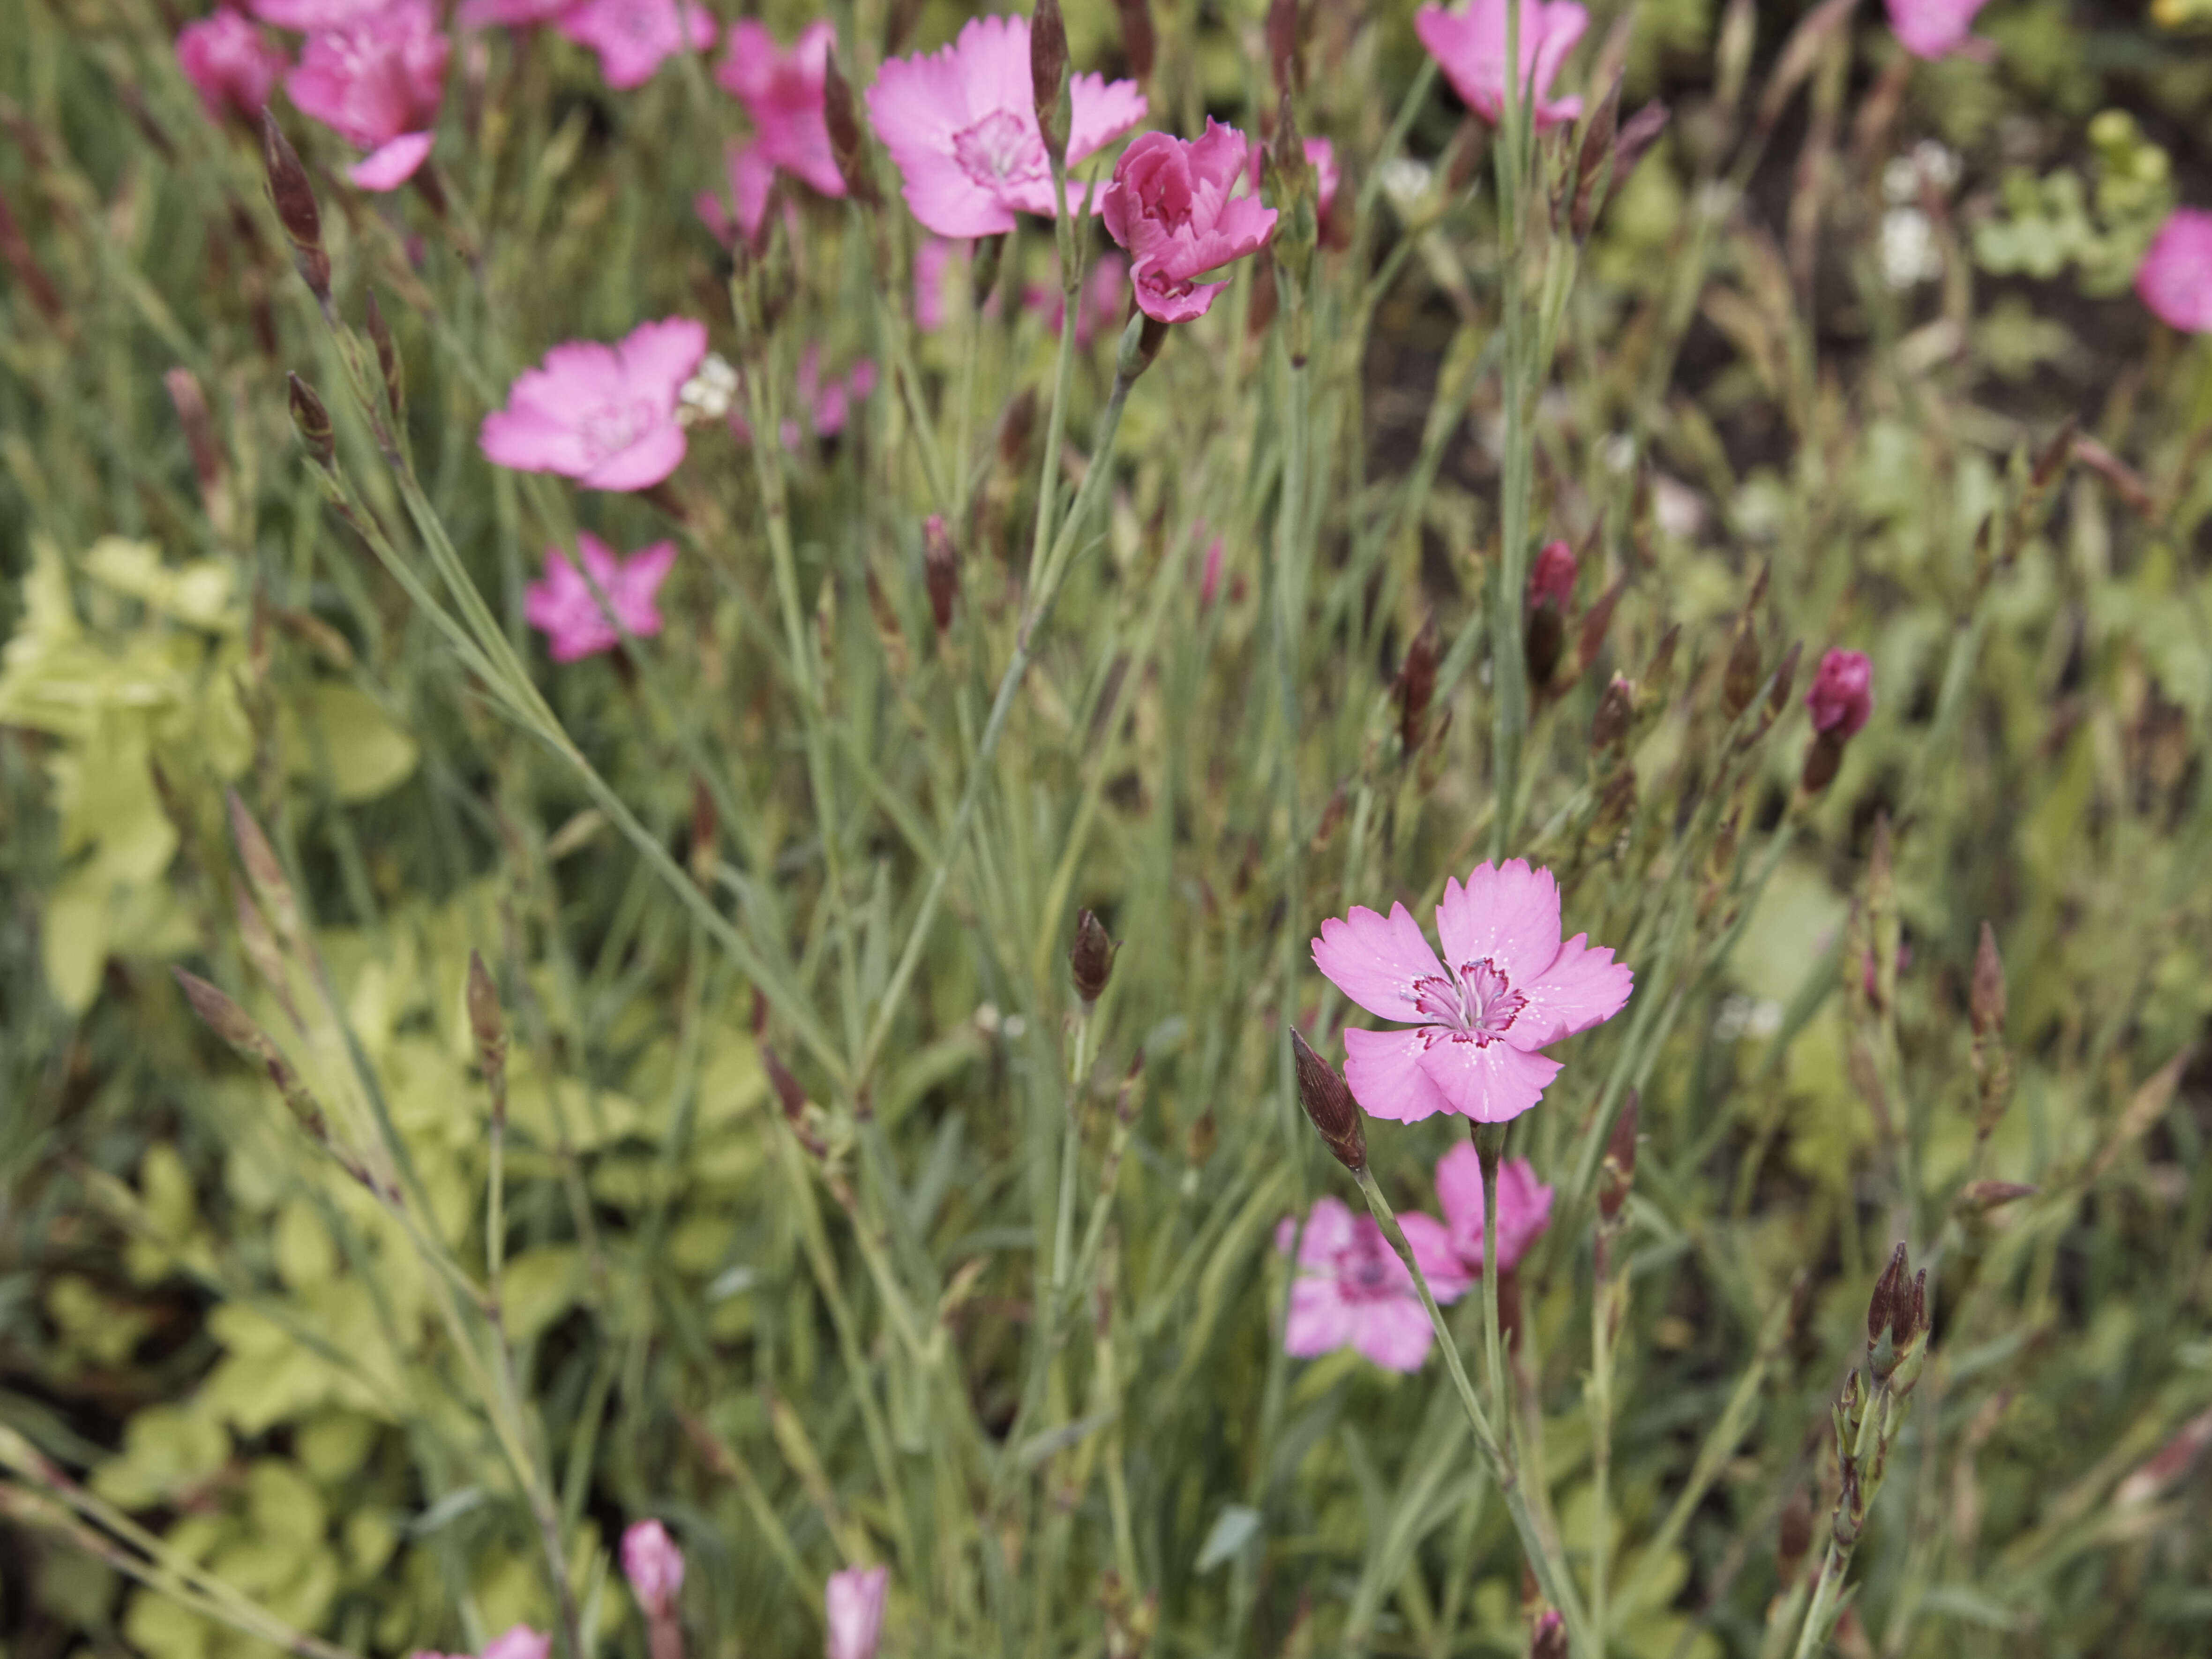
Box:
xmin=1489 ymin=0 xmax=1535 ymax=857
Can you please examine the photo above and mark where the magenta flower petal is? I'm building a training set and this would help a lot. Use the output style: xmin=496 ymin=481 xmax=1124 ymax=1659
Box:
xmin=1341 ymin=1027 xmax=1457 ymax=1123
xmin=1433 ymin=859 xmax=1561 ymax=985
xmin=481 ymin=319 xmax=705 ymax=492
xmin=479 ymin=1629 xmax=550 ymax=1659
xmin=1275 ymin=1196 xmax=1458 ymax=1372
xmin=1414 ymin=0 xmax=1586 ymax=130
xmin=825 ymin=1567 xmax=889 ymax=1659
xmin=580 ymin=424 xmax=688 ymax=491
xmin=1312 ymin=902 xmax=1448 ymax=1024
xmin=719 ymin=21 xmax=846 ymax=201
xmin=285 ymin=0 xmax=447 ymax=160
xmin=2136 ymin=207 xmax=2212 ymax=335
xmin=1884 ymin=0 xmax=1989 ymax=60
xmin=557 ymin=0 xmax=713 ymax=90
xmin=1434 ymin=1147 xmax=1554 ymax=1272
xmin=1284 ymin=1272 xmax=1362 ymax=1357
xmin=1507 ymin=934 xmax=1634 ymax=1051
xmin=1400 ymin=1211 xmax=1474 ymax=1301
xmin=349 ymin=130 xmax=435 ymax=190
xmin=525 ymin=533 xmax=678 ymax=661
xmin=1102 ymin=120 xmax=1277 ymax=323
xmin=1415 ymin=1034 xmax=1561 ymax=1123
xmin=620 ymin=1519 xmax=685 ymax=1618
xmin=250 ymin=0 xmax=384 ymax=28
xmin=177 ymin=12 xmax=289 ymax=124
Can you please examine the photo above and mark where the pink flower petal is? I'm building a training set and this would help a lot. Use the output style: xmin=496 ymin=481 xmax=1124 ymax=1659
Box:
xmin=1065 ymin=70 xmax=1148 ymax=166
xmin=580 ymin=422 xmax=687 ymax=491
xmin=1434 ymin=1146 xmax=1554 ymax=1270
xmin=1312 ymin=902 xmax=1447 ymax=1023
xmin=1506 ymin=933 xmax=1633 ymax=1051
xmin=615 ymin=317 xmax=710 ymax=403
xmin=2136 ymin=207 xmax=2212 ymax=335
xmin=349 ymin=130 xmax=435 ymax=191
xmin=1433 ymin=859 xmax=1563 ymax=985
xmin=1400 ymin=1211 xmax=1472 ymax=1302
xmin=1284 ymin=1273 xmax=1363 ymax=1357
xmin=1341 ymin=1026 xmax=1457 ymax=1123
xmin=1353 ymin=1297 xmax=1437 ymax=1372
xmin=1414 ymin=1033 xmax=1561 ymax=1124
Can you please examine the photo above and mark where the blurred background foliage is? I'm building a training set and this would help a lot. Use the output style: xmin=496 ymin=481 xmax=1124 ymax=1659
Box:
xmin=2 ymin=0 xmax=2211 ymax=1654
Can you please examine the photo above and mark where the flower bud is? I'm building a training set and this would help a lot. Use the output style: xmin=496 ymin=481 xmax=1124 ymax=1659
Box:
xmin=287 ymin=372 xmax=335 ymax=468
xmin=1800 ymin=728 xmax=1845 ymax=794
xmin=621 ymin=1519 xmax=685 ymax=1621
xmin=1867 ymin=1242 xmax=1907 ymax=1351
xmin=1290 ymin=1028 xmax=1365 ymax=1172
xmin=1805 ymin=648 xmax=1873 ymax=737
xmin=1957 ymin=1179 xmax=2035 ymax=1217
xmin=1114 ymin=0 xmax=1155 ymax=84
xmin=1596 ymin=1089 xmax=1638 ymax=1222
xmin=1395 ymin=615 xmax=1439 ymax=754
xmin=1592 ymin=675 xmax=1635 ymax=752
xmin=1070 ymin=908 xmax=1117 ymax=1006
xmin=1765 ymin=639 xmax=1803 ymax=723
xmin=1971 ymin=921 xmax=2006 ymax=1040
xmin=363 ymin=287 xmax=405 ymax=428
xmin=260 ymin=110 xmax=330 ymax=305
xmin=1525 ymin=540 xmax=1575 ymax=686
xmin=225 ymin=789 xmax=302 ymax=945
xmin=1030 ymin=0 xmax=1071 ymax=168
xmin=1569 ymin=75 xmax=1621 ymax=242
xmin=689 ymin=777 xmax=719 ymax=885
xmin=923 ymin=514 xmax=960 ymax=633
xmin=826 ymin=1566 xmax=889 ymax=1659
xmin=1265 ymin=0 xmax=1305 ymax=90
xmin=164 ymin=367 xmax=226 ymax=510
xmin=1722 ymin=616 xmax=1762 ymax=718
xmin=1529 ymin=1609 xmax=1567 ymax=1659
xmin=821 ymin=48 xmax=879 ymax=209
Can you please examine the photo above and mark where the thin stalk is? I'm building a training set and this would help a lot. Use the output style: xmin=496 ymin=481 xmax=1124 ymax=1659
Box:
xmin=1478 ymin=1134 xmax=1511 ymax=1452
xmin=1590 ymin=1252 xmax=1615 ymax=1657
xmin=1489 ymin=0 xmax=1535 ymax=856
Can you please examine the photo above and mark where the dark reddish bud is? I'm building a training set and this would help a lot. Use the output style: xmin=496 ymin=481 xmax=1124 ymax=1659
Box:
xmin=1395 ymin=615 xmax=1439 ymax=754
xmin=174 ymin=967 xmax=265 ymax=1051
xmin=1529 ymin=1609 xmax=1567 ymax=1659
xmin=1291 ymin=1028 xmax=1365 ymax=1172
xmin=1806 ymin=647 xmax=1873 ymax=737
xmin=1265 ymin=0 xmax=1303 ymax=90
xmin=1800 ymin=728 xmax=1845 ymax=794
xmin=924 ymin=514 xmax=960 ymax=633
xmin=1868 ymin=1243 xmax=1907 ymax=1349
xmin=1899 ymin=1268 xmax=1927 ymax=1346
xmin=1971 ymin=922 xmax=2006 ymax=1040
xmin=363 ymin=287 xmax=404 ymax=427
xmin=885 ymin=0 xmax=924 ymax=53
xmin=1070 ymin=908 xmax=1117 ymax=1005
xmin=164 ymin=367 xmax=227 ymax=508
xmin=1592 ymin=675 xmax=1635 ymax=751
xmin=1528 ymin=540 xmax=1577 ymax=612
xmin=1570 ymin=75 xmax=1621 ymax=241
xmin=1185 ymin=1107 xmax=1217 ymax=1166
xmin=997 ymin=384 xmax=1037 ymax=468
xmin=1030 ymin=0 xmax=1071 ymax=166
xmin=1596 ymin=1090 xmax=1638 ymax=1222
xmin=1575 ymin=576 xmax=1627 ymax=676
xmin=1113 ymin=0 xmax=1155 ymax=83
xmin=1613 ymin=102 xmax=1671 ymax=186
xmin=287 ymin=372 xmax=335 ymax=468
xmin=260 ymin=110 xmax=330 ymax=304
xmin=821 ymin=49 xmax=879 ymax=208
xmin=1722 ymin=617 xmax=1763 ymax=718
xmin=2030 ymin=415 xmax=2077 ymax=492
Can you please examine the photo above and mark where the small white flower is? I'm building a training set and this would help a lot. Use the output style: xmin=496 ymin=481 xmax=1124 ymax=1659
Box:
xmin=676 ymin=352 xmax=738 ymax=426
xmin=1379 ymin=157 xmax=1433 ymax=215
xmin=1880 ymin=208 xmax=1942 ymax=289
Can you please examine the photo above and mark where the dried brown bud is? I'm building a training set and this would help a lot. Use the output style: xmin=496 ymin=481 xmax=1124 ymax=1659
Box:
xmin=763 ymin=1043 xmax=805 ymax=1121
xmin=1596 ymin=1089 xmax=1638 ymax=1222
xmin=465 ymin=949 xmax=506 ymax=1067
xmin=1611 ymin=102 xmax=1671 ymax=195
xmin=1574 ymin=576 xmax=1627 ymax=676
xmin=1291 ymin=1028 xmax=1365 ymax=1172
xmin=821 ymin=48 xmax=879 ymax=208
xmin=885 ymin=0 xmax=924 ymax=53
xmin=1113 ymin=0 xmax=1155 ymax=83
xmin=1971 ymin=922 xmax=2006 ymax=1040
xmin=1958 ymin=1179 xmax=2035 ymax=1217
xmin=1899 ymin=1268 xmax=1927 ymax=1345
xmin=1722 ymin=616 xmax=1762 ymax=718
xmin=1030 ymin=0 xmax=1071 ymax=166
xmin=1395 ymin=615 xmax=1439 ymax=754
xmin=1525 ymin=605 xmax=1565 ymax=690
xmin=363 ymin=287 xmax=404 ymax=427
xmin=1592 ymin=675 xmax=1635 ymax=751
xmin=2030 ymin=414 xmax=2077 ymax=492
xmin=1800 ymin=728 xmax=1845 ymax=794
xmin=1868 ymin=1243 xmax=1908 ymax=1349
xmin=1070 ymin=908 xmax=1117 ymax=1005
xmin=924 ymin=514 xmax=960 ymax=633
xmin=1766 ymin=639 xmax=1804 ymax=721
xmin=287 ymin=372 xmax=335 ymax=468
xmin=1265 ymin=0 xmax=1303 ymax=90
xmin=260 ymin=111 xmax=330 ymax=304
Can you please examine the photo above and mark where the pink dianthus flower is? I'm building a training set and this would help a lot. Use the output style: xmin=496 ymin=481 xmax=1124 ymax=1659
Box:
xmin=864 ymin=14 xmax=1147 ymax=239
xmin=556 ymin=0 xmax=713 ymax=91
xmin=826 ymin=1566 xmax=889 ymax=1659
xmin=1884 ymin=0 xmax=1992 ymax=61
xmin=1433 ymin=1146 xmax=1554 ymax=1273
xmin=718 ymin=21 xmax=845 ymax=205
xmin=1414 ymin=0 xmax=1587 ymax=130
xmin=2136 ymin=207 xmax=2212 ymax=335
xmin=525 ymin=533 xmax=677 ymax=662
xmin=480 ymin=317 xmax=708 ymax=491
xmin=1275 ymin=1195 xmax=1469 ymax=1372
xmin=1312 ymin=859 xmax=1633 ymax=1125
xmin=283 ymin=0 xmax=448 ymax=190
xmin=1103 ymin=120 xmax=1278 ymax=324
xmin=177 ymin=10 xmax=290 ymax=124
xmin=1805 ymin=648 xmax=1873 ymax=738
xmin=1527 ymin=539 xmax=1576 ymax=612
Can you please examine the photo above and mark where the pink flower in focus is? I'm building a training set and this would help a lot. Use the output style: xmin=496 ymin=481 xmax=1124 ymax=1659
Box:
xmin=1275 ymin=1195 xmax=1469 ymax=1372
xmin=1433 ymin=1146 xmax=1554 ymax=1272
xmin=525 ymin=533 xmax=677 ymax=662
xmin=1527 ymin=540 xmax=1575 ymax=611
xmin=556 ymin=0 xmax=713 ymax=90
xmin=177 ymin=11 xmax=290 ymax=123
xmin=718 ymin=21 xmax=845 ymax=202
xmin=1414 ymin=0 xmax=1587 ymax=130
xmin=480 ymin=317 xmax=707 ymax=490
xmin=1244 ymin=135 xmax=1339 ymax=219
xmin=621 ymin=1519 xmax=685 ymax=1618
xmin=2136 ymin=208 xmax=2212 ymax=334
xmin=1883 ymin=0 xmax=1991 ymax=61
xmin=1805 ymin=648 xmax=1873 ymax=738
xmin=1103 ymin=120 xmax=1278 ymax=324
xmin=864 ymin=14 xmax=1147 ymax=238
xmin=1312 ymin=859 xmax=1634 ymax=1125
xmin=479 ymin=1629 xmax=551 ymax=1659
xmin=284 ymin=0 xmax=448 ymax=191
xmin=826 ymin=1566 xmax=889 ymax=1659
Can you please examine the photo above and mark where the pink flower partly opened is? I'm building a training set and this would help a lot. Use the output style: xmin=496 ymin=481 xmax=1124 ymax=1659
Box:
xmin=480 ymin=318 xmax=707 ymax=491
xmin=621 ymin=1519 xmax=684 ymax=1617
xmin=525 ymin=534 xmax=677 ymax=662
xmin=1805 ymin=648 xmax=1873 ymax=737
xmin=865 ymin=14 xmax=1146 ymax=238
xmin=2137 ymin=208 xmax=2212 ymax=334
xmin=1433 ymin=1146 xmax=1554 ymax=1272
xmin=1312 ymin=859 xmax=1633 ymax=1125
xmin=826 ymin=1566 xmax=889 ymax=1659
xmin=177 ymin=10 xmax=290 ymax=123
xmin=1276 ymin=1196 xmax=1468 ymax=1372
xmin=284 ymin=0 xmax=448 ymax=190
xmin=1415 ymin=0 xmax=1587 ymax=130
xmin=1103 ymin=120 xmax=1278 ymax=324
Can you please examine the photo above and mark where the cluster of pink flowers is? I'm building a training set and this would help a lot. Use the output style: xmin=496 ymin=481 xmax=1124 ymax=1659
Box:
xmin=707 ymin=22 xmax=845 ymax=242
xmin=1277 ymin=1152 xmax=1555 ymax=1372
xmin=459 ymin=0 xmax=709 ymax=90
